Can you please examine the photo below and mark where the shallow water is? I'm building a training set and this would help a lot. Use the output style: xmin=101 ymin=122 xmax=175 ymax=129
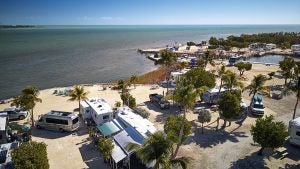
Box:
xmin=1 ymin=25 xmax=300 ymax=99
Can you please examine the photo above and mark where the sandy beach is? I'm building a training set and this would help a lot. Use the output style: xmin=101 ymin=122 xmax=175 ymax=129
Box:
xmin=0 ymin=62 xmax=299 ymax=169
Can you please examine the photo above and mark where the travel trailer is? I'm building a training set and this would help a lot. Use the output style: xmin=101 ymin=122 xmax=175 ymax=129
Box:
xmin=80 ymin=98 xmax=113 ymax=125
xmin=202 ymin=86 xmax=231 ymax=104
xmin=289 ymin=117 xmax=300 ymax=146
xmin=36 ymin=110 xmax=80 ymax=132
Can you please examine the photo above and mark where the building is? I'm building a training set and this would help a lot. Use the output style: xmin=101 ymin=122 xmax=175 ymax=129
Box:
xmin=80 ymin=98 xmax=113 ymax=125
xmin=96 ymin=107 xmax=157 ymax=168
xmin=0 ymin=142 xmax=19 ymax=168
xmin=291 ymin=44 xmax=300 ymax=55
xmin=170 ymin=69 xmax=189 ymax=80
xmin=249 ymin=43 xmax=266 ymax=50
xmin=265 ymin=43 xmax=276 ymax=50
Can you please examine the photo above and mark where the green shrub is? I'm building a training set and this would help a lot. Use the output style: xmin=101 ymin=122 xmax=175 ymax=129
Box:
xmin=133 ymin=107 xmax=150 ymax=119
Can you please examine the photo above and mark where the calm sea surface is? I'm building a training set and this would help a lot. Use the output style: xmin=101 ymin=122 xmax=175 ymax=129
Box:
xmin=1 ymin=25 xmax=300 ymax=99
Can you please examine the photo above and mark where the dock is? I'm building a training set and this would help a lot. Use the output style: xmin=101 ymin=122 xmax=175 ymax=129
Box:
xmin=138 ymin=48 xmax=166 ymax=54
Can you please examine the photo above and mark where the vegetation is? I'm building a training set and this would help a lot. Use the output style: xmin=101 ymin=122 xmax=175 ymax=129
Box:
xmin=130 ymin=75 xmax=138 ymax=89
xmin=97 ymin=136 xmax=114 ymax=163
xmin=114 ymin=101 xmax=121 ymax=107
xmin=250 ymin=115 xmax=289 ymax=155
xmin=202 ymin=51 xmax=215 ymax=68
xmin=126 ymin=131 xmax=191 ymax=169
xmin=222 ymin=70 xmax=244 ymax=90
xmin=12 ymin=141 xmax=49 ymax=169
xmin=283 ymin=76 xmax=300 ymax=119
xmin=246 ymin=74 xmax=268 ymax=104
xmin=68 ymin=85 xmax=88 ymax=113
xmin=133 ymin=107 xmax=150 ymax=119
xmin=164 ymin=115 xmax=192 ymax=155
xmin=268 ymin=72 xmax=275 ymax=79
xmin=120 ymin=93 xmax=136 ymax=109
xmin=217 ymin=65 xmax=226 ymax=95
xmin=173 ymin=77 xmax=198 ymax=157
xmin=184 ymin=68 xmax=216 ymax=89
xmin=187 ymin=41 xmax=196 ymax=46
xmin=198 ymin=109 xmax=212 ymax=134
xmin=11 ymin=86 xmax=42 ymax=128
xmin=234 ymin=62 xmax=252 ymax=76
xmin=135 ymin=67 xmax=168 ymax=84
xmin=279 ymin=57 xmax=296 ymax=85
xmin=209 ymin=32 xmax=300 ymax=48
xmin=218 ymin=91 xmax=241 ymax=128
xmin=117 ymin=80 xmax=128 ymax=93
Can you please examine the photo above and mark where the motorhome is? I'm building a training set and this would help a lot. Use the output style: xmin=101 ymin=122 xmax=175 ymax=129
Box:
xmin=36 ymin=110 xmax=80 ymax=132
xmin=250 ymin=94 xmax=265 ymax=116
xmin=289 ymin=117 xmax=300 ymax=146
xmin=80 ymin=97 xmax=113 ymax=125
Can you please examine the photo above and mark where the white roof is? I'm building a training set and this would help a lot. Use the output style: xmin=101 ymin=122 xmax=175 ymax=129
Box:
xmin=117 ymin=107 xmax=157 ymax=139
xmin=85 ymin=97 xmax=113 ymax=115
xmin=80 ymin=100 xmax=89 ymax=108
xmin=0 ymin=116 xmax=7 ymax=131
xmin=290 ymin=117 xmax=300 ymax=126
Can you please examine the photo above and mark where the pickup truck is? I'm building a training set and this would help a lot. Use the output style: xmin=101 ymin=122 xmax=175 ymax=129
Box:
xmin=149 ymin=93 xmax=170 ymax=109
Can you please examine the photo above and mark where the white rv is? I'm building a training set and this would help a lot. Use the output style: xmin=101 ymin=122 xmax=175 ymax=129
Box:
xmin=80 ymin=98 xmax=113 ymax=125
xmin=291 ymin=44 xmax=300 ymax=55
xmin=289 ymin=117 xmax=300 ymax=146
xmin=202 ymin=86 xmax=231 ymax=104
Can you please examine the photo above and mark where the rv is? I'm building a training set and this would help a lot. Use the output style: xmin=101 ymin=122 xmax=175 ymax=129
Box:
xmin=0 ymin=113 xmax=9 ymax=144
xmin=36 ymin=110 xmax=80 ymax=132
xmin=250 ymin=94 xmax=265 ymax=116
xmin=202 ymin=86 xmax=230 ymax=104
xmin=80 ymin=98 xmax=113 ymax=125
xmin=289 ymin=117 xmax=300 ymax=146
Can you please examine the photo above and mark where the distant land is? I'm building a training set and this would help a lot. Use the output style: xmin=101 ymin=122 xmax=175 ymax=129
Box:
xmin=0 ymin=25 xmax=36 ymax=28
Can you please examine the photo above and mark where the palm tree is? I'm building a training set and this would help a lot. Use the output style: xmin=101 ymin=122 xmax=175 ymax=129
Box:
xmin=202 ymin=50 xmax=215 ymax=69
xmin=97 ymin=136 xmax=114 ymax=165
xmin=223 ymin=70 xmax=244 ymax=91
xmin=130 ymin=75 xmax=138 ymax=89
xmin=245 ymin=74 xmax=267 ymax=105
xmin=11 ymin=86 xmax=42 ymax=128
xmin=69 ymin=85 xmax=89 ymax=112
xmin=173 ymin=77 xmax=198 ymax=158
xmin=283 ymin=76 xmax=300 ymax=119
xmin=217 ymin=65 xmax=226 ymax=95
xmin=126 ymin=131 xmax=190 ymax=169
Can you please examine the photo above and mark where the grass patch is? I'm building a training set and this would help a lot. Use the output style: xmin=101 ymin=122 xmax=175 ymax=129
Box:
xmin=135 ymin=67 xmax=168 ymax=84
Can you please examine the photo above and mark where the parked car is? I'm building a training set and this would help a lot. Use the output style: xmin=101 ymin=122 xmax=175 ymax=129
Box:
xmin=0 ymin=107 xmax=28 ymax=120
xmin=250 ymin=94 xmax=264 ymax=116
xmin=149 ymin=93 xmax=170 ymax=109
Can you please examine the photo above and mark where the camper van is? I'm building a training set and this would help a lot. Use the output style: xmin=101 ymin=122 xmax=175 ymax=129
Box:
xmin=289 ymin=117 xmax=300 ymax=146
xmin=36 ymin=110 xmax=80 ymax=132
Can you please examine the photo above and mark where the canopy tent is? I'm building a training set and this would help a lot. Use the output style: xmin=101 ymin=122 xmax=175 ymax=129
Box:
xmin=97 ymin=121 xmax=121 ymax=137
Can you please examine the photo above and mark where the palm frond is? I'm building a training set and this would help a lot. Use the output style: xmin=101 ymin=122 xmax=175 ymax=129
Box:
xmin=170 ymin=156 xmax=192 ymax=169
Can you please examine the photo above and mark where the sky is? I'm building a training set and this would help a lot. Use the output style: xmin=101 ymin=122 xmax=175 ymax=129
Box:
xmin=0 ymin=0 xmax=300 ymax=25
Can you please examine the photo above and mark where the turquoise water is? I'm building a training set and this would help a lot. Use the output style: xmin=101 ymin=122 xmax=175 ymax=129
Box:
xmin=1 ymin=25 xmax=300 ymax=99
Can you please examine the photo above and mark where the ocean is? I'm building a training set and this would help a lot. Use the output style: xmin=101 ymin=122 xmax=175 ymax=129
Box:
xmin=1 ymin=25 xmax=300 ymax=99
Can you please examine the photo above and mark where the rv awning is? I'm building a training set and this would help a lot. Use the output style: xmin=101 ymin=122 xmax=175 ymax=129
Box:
xmin=97 ymin=121 xmax=121 ymax=137
xmin=111 ymin=141 xmax=127 ymax=163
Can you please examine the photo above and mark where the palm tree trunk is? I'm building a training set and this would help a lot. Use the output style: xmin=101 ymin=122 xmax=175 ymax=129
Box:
xmin=31 ymin=109 xmax=34 ymax=128
xmin=258 ymin=147 xmax=264 ymax=155
xmin=173 ymin=109 xmax=186 ymax=158
xmin=293 ymin=93 xmax=299 ymax=119
xmin=218 ymin=80 xmax=223 ymax=96
xmin=202 ymin=123 xmax=204 ymax=134
xmin=222 ymin=120 xmax=227 ymax=129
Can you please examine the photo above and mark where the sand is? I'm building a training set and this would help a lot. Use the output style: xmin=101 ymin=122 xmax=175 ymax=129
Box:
xmin=0 ymin=62 xmax=299 ymax=169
